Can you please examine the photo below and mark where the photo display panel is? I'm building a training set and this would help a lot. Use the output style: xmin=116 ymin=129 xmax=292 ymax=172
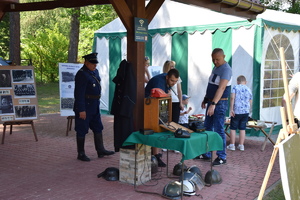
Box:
xmin=59 ymin=63 xmax=82 ymax=116
xmin=0 ymin=66 xmax=38 ymax=123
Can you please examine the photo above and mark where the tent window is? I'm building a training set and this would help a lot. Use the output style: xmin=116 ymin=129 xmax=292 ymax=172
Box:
xmin=263 ymin=34 xmax=294 ymax=108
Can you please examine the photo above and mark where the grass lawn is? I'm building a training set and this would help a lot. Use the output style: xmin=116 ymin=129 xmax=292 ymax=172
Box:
xmin=36 ymin=82 xmax=60 ymax=114
xmin=263 ymin=181 xmax=285 ymax=200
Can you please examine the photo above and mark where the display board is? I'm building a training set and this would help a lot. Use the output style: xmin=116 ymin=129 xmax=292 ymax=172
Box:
xmin=59 ymin=63 xmax=82 ymax=116
xmin=279 ymin=134 xmax=300 ymax=200
xmin=0 ymin=66 xmax=38 ymax=123
xmin=59 ymin=63 xmax=106 ymax=116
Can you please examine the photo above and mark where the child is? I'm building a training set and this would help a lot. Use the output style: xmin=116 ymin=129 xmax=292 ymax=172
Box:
xmin=227 ymin=75 xmax=252 ymax=151
xmin=179 ymin=94 xmax=192 ymax=128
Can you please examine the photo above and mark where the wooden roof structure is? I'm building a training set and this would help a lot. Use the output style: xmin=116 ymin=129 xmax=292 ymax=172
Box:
xmin=0 ymin=0 xmax=265 ymax=130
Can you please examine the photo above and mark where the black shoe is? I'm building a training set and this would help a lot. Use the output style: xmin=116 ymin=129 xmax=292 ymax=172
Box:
xmin=212 ymin=157 xmax=226 ymax=166
xmin=98 ymin=150 xmax=115 ymax=158
xmin=77 ymin=153 xmax=90 ymax=161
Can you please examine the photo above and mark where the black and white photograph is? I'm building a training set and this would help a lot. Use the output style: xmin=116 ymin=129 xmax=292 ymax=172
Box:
xmin=61 ymin=97 xmax=74 ymax=110
xmin=0 ymin=70 xmax=12 ymax=88
xmin=12 ymin=69 xmax=34 ymax=83
xmin=61 ymin=71 xmax=75 ymax=82
xmin=0 ymin=95 xmax=14 ymax=114
xmin=14 ymin=105 xmax=37 ymax=119
xmin=14 ymin=84 xmax=36 ymax=97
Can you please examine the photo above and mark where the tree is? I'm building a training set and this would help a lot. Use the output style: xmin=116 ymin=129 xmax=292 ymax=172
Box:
xmin=0 ymin=13 xmax=9 ymax=59
xmin=19 ymin=2 xmax=117 ymax=83
xmin=22 ymin=27 xmax=69 ymax=83
xmin=68 ymin=7 xmax=80 ymax=63
xmin=9 ymin=12 xmax=21 ymax=65
xmin=261 ymin=0 xmax=300 ymax=14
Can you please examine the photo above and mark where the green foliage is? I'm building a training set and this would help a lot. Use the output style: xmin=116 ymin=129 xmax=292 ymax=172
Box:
xmin=19 ymin=2 xmax=117 ymax=82
xmin=0 ymin=14 xmax=9 ymax=59
xmin=261 ymin=0 xmax=300 ymax=14
xmin=78 ymin=5 xmax=117 ymax=57
xmin=22 ymin=26 xmax=68 ymax=83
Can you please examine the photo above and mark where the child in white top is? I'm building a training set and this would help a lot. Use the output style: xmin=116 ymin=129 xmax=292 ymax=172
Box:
xmin=179 ymin=94 xmax=192 ymax=128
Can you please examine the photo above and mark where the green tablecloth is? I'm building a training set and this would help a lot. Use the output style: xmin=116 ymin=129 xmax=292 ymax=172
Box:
xmin=122 ymin=131 xmax=223 ymax=161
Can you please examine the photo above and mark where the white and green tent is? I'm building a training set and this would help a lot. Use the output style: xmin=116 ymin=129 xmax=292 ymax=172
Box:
xmin=93 ymin=0 xmax=300 ymax=125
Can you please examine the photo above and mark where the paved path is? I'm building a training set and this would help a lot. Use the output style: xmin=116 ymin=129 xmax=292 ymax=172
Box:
xmin=0 ymin=114 xmax=281 ymax=200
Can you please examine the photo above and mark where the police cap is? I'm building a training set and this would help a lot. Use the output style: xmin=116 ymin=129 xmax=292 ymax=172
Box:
xmin=83 ymin=53 xmax=98 ymax=64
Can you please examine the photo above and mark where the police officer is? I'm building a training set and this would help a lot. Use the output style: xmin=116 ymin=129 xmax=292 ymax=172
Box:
xmin=73 ymin=53 xmax=114 ymax=161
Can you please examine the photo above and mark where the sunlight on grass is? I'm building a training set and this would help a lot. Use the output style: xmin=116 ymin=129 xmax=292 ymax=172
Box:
xmin=37 ymin=82 xmax=60 ymax=114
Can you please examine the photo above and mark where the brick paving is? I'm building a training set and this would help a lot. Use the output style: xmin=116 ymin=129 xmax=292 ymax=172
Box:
xmin=0 ymin=114 xmax=281 ymax=200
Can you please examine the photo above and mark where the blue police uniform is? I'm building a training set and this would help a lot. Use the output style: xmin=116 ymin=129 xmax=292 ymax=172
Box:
xmin=73 ymin=53 xmax=114 ymax=162
xmin=73 ymin=65 xmax=103 ymax=136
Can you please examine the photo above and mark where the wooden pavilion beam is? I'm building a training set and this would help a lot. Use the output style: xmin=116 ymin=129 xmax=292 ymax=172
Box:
xmin=4 ymin=0 xmax=110 ymax=12
xmin=110 ymin=0 xmax=164 ymax=131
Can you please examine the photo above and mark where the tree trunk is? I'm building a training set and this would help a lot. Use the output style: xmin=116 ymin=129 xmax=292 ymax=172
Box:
xmin=9 ymin=11 xmax=21 ymax=65
xmin=68 ymin=7 xmax=80 ymax=63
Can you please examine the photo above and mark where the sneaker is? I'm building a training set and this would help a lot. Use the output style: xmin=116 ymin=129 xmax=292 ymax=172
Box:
xmin=226 ymin=144 xmax=235 ymax=151
xmin=237 ymin=144 xmax=244 ymax=151
xmin=212 ymin=157 xmax=226 ymax=166
xmin=194 ymin=155 xmax=211 ymax=162
xmin=174 ymin=150 xmax=180 ymax=154
xmin=162 ymin=149 xmax=167 ymax=152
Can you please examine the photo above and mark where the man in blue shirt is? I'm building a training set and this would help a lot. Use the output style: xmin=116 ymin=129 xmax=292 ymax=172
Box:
xmin=197 ymin=48 xmax=232 ymax=166
xmin=145 ymin=68 xmax=179 ymax=167
xmin=145 ymin=68 xmax=179 ymax=97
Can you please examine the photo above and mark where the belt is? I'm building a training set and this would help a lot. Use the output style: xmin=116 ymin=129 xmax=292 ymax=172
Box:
xmin=208 ymin=98 xmax=228 ymax=101
xmin=85 ymin=95 xmax=101 ymax=99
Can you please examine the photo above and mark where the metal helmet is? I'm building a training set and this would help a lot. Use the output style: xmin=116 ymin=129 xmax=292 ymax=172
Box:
xmin=187 ymin=165 xmax=203 ymax=178
xmin=97 ymin=167 xmax=119 ymax=181
xmin=204 ymin=169 xmax=222 ymax=185
xmin=172 ymin=162 xmax=188 ymax=176
xmin=182 ymin=180 xmax=196 ymax=196
xmin=151 ymin=155 xmax=158 ymax=174
xmin=162 ymin=181 xmax=182 ymax=199
xmin=179 ymin=171 xmax=205 ymax=191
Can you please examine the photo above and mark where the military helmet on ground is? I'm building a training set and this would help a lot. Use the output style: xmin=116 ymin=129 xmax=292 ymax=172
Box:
xmin=204 ymin=169 xmax=222 ymax=185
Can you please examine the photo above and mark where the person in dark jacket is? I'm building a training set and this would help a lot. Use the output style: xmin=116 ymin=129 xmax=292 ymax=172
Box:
xmin=73 ymin=53 xmax=114 ymax=162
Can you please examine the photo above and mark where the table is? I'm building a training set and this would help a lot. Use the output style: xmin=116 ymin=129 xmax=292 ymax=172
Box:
xmin=123 ymin=130 xmax=223 ymax=199
xmin=224 ymin=121 xmax=277 ymax=151
xmin=123 ymin=131 xmax=223 ymax=161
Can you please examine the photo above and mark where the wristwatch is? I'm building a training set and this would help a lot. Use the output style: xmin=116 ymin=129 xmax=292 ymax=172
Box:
xmin=211 ymin=101 xmax=216 ymax=105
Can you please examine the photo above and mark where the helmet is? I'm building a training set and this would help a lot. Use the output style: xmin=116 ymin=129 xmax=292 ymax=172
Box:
xmin=182 ymin=180 xmax=196 ymax=196
xmin=187 ymin=165 xmax=203 ymax=178
xmin=151 ymin=155 xmax=158 ymax=174
xmin=162 ymin=181 xmax=182 ymax=199
xmin=204 ymin=169 xmax=222 ymax=185
xmin=97 ymin=167 xmax=119 ymax=181
xmin=173 ymin=162 xmax=188 ymax=176
xmin=179 ymin=171 xmax=205 ymax=191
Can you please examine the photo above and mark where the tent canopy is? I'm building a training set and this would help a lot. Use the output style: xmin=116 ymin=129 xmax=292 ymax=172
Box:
xmin=94 ymin=0 xmax=300 ymax=125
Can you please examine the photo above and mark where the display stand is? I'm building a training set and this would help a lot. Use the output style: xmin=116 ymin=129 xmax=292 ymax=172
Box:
xmin=2 ymin=120 xmax=38 ymax=144
xmin=66 ymin=115 xmax=75 ymax=136
xmin=258 ymin=47 xmax=299 ymax=199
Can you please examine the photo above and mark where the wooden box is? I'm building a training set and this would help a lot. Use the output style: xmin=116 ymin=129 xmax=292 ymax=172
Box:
xmin=144 ymin=97 xmax=172 ymax=132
